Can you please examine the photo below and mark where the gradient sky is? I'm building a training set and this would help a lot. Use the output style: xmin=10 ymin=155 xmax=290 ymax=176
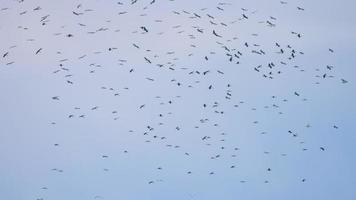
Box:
xmin=1 ymin=0 xmax=356 ymax=200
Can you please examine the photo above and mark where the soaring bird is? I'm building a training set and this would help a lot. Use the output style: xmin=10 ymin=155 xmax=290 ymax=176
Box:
xmin=213 ymin=30 xmax=222 ymax=37
xmin=140 ymin=26 xmax=148 ymax=32
xmin=35 ymin=48 xmax=42 ymax=54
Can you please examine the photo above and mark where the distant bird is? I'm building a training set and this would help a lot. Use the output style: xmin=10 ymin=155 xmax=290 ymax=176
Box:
xmin=35 ymin=48 xmax=42 ymax=54
xmin=213 ymin=30 xmax=222 ymax=37
xmin=341 ymin=79 xmax=348 ymax=84
xmin=72 ymin=11 xmax=83 ymax=16
xmin=133 ymin=43 xmax=140 ymax=49
xmin=144 ymin=57 xmax=152 ymax=63
xmin=140 ymin=26 xmax=148 ymax=32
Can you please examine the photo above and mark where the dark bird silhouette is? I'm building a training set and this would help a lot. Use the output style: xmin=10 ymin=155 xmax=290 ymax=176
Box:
xmin=144 ymin=57 xmax=152 ymax=63
xmin=140 ymin=26 xmax=148 ymax=32
xmin=35 ymin=48 xmax=42 ymax=54
xmin=213 ymin=30 xmax=222 ymax=37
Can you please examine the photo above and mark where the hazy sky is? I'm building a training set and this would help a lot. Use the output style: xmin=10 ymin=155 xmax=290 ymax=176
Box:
xmin=1 ymin=0 xmax=356 ymax=200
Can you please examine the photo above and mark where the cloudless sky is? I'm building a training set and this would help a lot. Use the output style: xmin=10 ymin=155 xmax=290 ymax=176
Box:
xmin=0 ymin=0 xmax=356 ymax=200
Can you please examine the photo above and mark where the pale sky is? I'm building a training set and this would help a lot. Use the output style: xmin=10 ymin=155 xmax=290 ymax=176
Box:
xmin=0 ymin=0 xmax=356 ymax=200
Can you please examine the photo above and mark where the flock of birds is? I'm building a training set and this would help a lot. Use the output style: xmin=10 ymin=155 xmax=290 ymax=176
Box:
xmin=1 ymin=0 xmax=350 ymax=199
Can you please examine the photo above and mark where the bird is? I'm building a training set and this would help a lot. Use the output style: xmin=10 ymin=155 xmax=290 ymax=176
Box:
xmin=35 ymin=48 xmax=42 ymax=54
xmin=140 ymin=26 xmax=148 ymax=32
xmin=213 ymin=30 xmax=222 ymax=37
xmin=341 ymin=79 xmax=348 ymax=84
xmin=144 ymin=57 xmax=152 ymax=63
xmin=72 ymin=11 xmax=83 ymax=16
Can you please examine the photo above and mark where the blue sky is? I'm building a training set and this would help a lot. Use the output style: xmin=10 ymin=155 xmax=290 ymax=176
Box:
xmin=0 ymin=0 xmax=356 ymax=199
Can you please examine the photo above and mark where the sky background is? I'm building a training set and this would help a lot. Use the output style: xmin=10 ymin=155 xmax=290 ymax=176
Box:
xmin=0 ymin=0 xmax=356 ymax=200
